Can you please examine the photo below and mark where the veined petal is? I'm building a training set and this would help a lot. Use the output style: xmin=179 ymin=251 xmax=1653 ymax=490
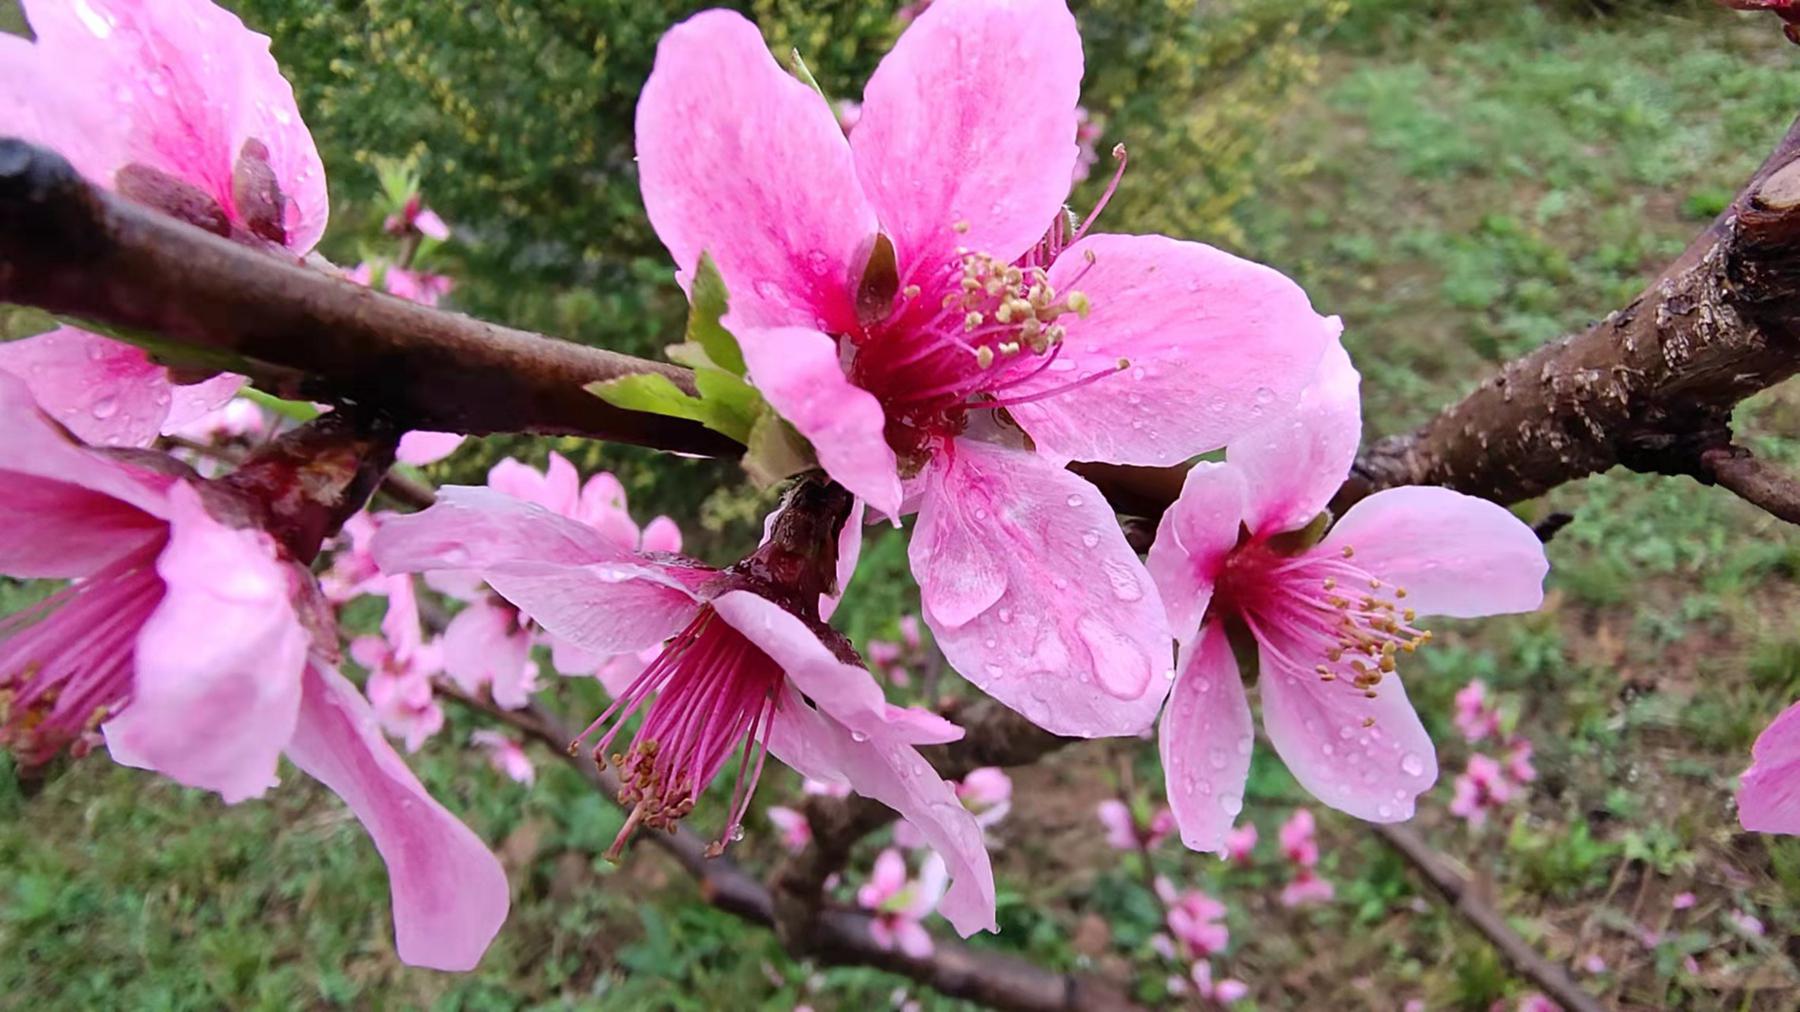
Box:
xmin=1010 ymin=234 xmax=1338 ymax=467
xmin=285 ymin=664 xmax=509 ymax=971
xmin=161 ymin=372 xmax=248 ymax=435
xmin=20 ymin=0 xmax=328 ymax=250
xmin=1740 ymin=699 xmax=1800 ymax=835
xmin=768 ymin=685 xmax=997 ymax=936
xmin=373 ymin=486 xmax=636 ymax=571
xmin=636 ymin=9 xmax=874 ymax=330
xmin=1145 ymin=462 xmax=1246 ymax=652
xmin=713 ymin=591 xmax=959 ymax=745
xmin=1230 ymin=338 xmax=1362 ymax=537
xmin=1258 ymin=637 xmax=1437 ymax=823
xmin=0 ymin=328 xmax=176 ymax=448
xmin=911 ymin=437 xmax=1173 ymax=737
xmin=1320 ymin=486 xmax=1547 ymax=619
xmin=104 ymin=482 xmax=308 ymax=803
xmin=733 ymin=325 xmax=902 ymax=517
xmin=1159 ymin=623 xmax=1255 ymax=854
xmin=853 ymin=0 xmax=1082 ymax=272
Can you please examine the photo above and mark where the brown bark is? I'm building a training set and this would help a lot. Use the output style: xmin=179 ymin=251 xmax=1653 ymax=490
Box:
xmin=0 ymin=139 xmax=735 ymax=457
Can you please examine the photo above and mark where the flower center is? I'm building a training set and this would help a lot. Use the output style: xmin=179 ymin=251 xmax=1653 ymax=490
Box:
xmin=845 ymin=147 xmax=1134 ymax=465
xmin=0 ymin=542 xmax=167 ymax=767
xmin=571 ymin=607 xmax=785 ymax=859
xmin=1216 ymin=541 xmax=1432 ymax=705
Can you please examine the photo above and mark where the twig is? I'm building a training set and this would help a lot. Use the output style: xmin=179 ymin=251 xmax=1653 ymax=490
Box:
xmin=1702 ymin=446 xmax=1800 ymax=525
xmin=1372 ymin=823 xmax=1603 ymax=1012
xmin=0 ymin=139 xmax=734 ymax=458
xmin=437 ymin=685 xmax=1135 ymax=1011
xmin=162 ymin=434 xmax=437 ymax=511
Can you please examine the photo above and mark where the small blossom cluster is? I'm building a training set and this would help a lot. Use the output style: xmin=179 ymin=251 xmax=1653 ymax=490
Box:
xmin=1447 ymin=680 xmax=1538 ymax=828
xmin=1277 ymin=809 xmax=1335 ymax=909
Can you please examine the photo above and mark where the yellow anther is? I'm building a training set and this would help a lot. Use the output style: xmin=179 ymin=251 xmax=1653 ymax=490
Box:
xmin=964 ymin=311 xmax=984 ymax=331
xmin=1341 ymin=546 xmax=1355 ymax=559
xmin=953 ymin=220 xmax=971 ymax=233
xmin=1067 ymin=291 xmax=1092 ymax=317
xmin=903 ymin=284 xmax=921 ymax=299
xmin=975 ymin=346 xmax=995 ymax=368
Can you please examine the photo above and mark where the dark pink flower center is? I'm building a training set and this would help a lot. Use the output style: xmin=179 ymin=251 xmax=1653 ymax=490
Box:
xmin=843 ymin=150 xmax=1133 ymax=465
xmin=574 ymin=606 xmax=785 ymax=858
xmin=0 ymin=541 xmax=167 ymax=767
xmin=1213 ymin=540 xmax=1431 ymax=702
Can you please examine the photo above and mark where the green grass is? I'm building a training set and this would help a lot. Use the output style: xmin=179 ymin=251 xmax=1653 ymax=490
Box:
xmin=11 ymin=2 xmax=1800 ymax=1009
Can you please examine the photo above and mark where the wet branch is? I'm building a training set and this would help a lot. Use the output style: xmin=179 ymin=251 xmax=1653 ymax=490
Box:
xmin=439 ymin=686 xmax=1132 ymax=1011
xmin=1701 ymin=445 xmax=1800 ymax=525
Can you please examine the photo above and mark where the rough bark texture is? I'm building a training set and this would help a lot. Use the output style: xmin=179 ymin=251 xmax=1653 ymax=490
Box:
xmin=1346 ymin=115 xmax=1800 ymax=508
xmin=0 ymin=139 xmax=735 ymax=457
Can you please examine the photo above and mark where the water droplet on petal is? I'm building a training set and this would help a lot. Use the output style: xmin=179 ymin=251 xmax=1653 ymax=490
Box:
xmin=1254 ymin=386 xmax=1275 ymax=405
xmin=91 ymin=396 xmax=118 ymax=419
xmin=1080 ymin=529 xmax=1100 ymax=549
xmin=1400 ymin=752 xmax=1424 ymax=777
xmin=1065 ymin=493 xmax=1083 ymax=508
xmin=1219 ymin=793 xmax=1243 ymax=816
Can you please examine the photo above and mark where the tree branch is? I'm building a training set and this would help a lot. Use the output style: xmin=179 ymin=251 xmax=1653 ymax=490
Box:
xmin=1346 ymin=115 xmax=1800 ymax=508
xmin=1372 ymin=823 xmax=1603 ymax=1012
xmin=439 ymin=686 xmax=1133 ymax=1011
xmin=0 ymin=139 xmax=736 ymax=458
xmin=1701 ymin=445 xmax=1800 ymax=525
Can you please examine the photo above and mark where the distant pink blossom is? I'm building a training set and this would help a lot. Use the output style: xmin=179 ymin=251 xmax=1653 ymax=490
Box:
xmin=0 ymin=374 xmax=503 ymax=970
xmin=1280 ymin=869 xmax=1336 ymax=909
xmin=1454 ymin=680 xmax=1501 ymax=744
xmin=1222 ymin=823 xmax=1258 ymax=865
xmin=1505 ymin=737 xmax=1538 ymax=785
xmin=896 ymin=766 xmax=1011 ymax=848
xmin=1510 ymin=995 xmax=1561 ymax=1012
xmin=165 ymin=397 xmax=268 ymax=443
xmin=1728 ymin=909 xmax=1766 ymax=936
xmin=472 ymin=730 xmax=535 ymax=785
xmin=1581 ymin=954 xmax=1607 ymax=974
xmin=396 ymin=431 xmax=466 ymax=466
xmin=768 ymin=806 xmax=813 ymax=853
xmin=1097 ymin=799 xmax=1175 ymax=851
xmin=442 ymin=595 xmax=539 ymax=710
xmin=858 ymin=849 xmax=948 ymax=958
xmin=636 ymin=2 xmax=1337 ymax=738
xmin=1449 ymin=753 xmax=1516 ymax=827
xmin=1156 ymin=876 xmax=1229 ymax=957
xmin=385 ymin=193 xmax=451 ymax=241
xmin=320 ymin=511 xmax=387 ymax=603
xmin=373 ymin=484 xmax=997 ymax=935
xmin=0 ymin=0 xmax=329 ymax=445
xmin=1672 ymin=891 xmax=1696 ymax=910
xmin=1189 ymin=961 xmax=1249 ymax=1005
xmin=351 ymin=586 xmax=446 ymax=754
xmin=1071 ymin=106 xmax=1105 ymax=185
xmin=1278 ymin=809 xmax=1321 ymax=868
xmin=1148 ymin=340 xmax=1548 ymax=852
xmin=805 ymin=777 xmax=853 ymax=799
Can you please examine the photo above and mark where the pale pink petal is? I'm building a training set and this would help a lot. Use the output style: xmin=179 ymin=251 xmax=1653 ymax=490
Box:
xmin=284 ymin=664 xmax=508 ymax=970
xmin=911 ymin=437 xmax=1173 ymax=737
xmin=19 ymin=0 xmax=328 ymax=250
xmin=576 ymin=472 xmax=641 ymax=550
xmin=1320 ymin=486 xmax=1547 ymax=619
xmin=863 ymin=848 xmax=908 ymax=906
xmin=1095 ymin=799 xmax=1137 ymax=850
xmin=396 ymin=431 xmax=466 ymax=466
xmin=373 ymin=486 xmax=635 ymax=570
xmin=161 ymin=373 xmax=249 ymax=434
xmin=1159 ymin=623 xmax=1256 ymax=854
xmin=0 ymin=327 xmax=174 ymax=447
xmin=1230 ymin=337 xmax=1362 ymax=537
xmin=1145 ymin=462 xmax=1246 ymax=651
xmin=714 ymin=591 xmax=959 ymax=745
xmin=733 ymin=325 xmax=902 ymax=517
xmin=104 ymin=482 xmax=308 ymax=802
xmin=486 ymin=561 xmax=702 ymax=657
xmin=441 ymin=599 xmax=533 ymax=707
xmin=1257 ymin=638 xmax=1437 ymax=823
xmin=413 ymin=207 xmax=450 ymax=241
xmin=906 ymin=851 xmax=950 ymax=920
xmin=636 ymin=9 xmax=874 ymax=330
xmin=1009 ymin=234 xmax=1339 ymax=467
xmin=1739 ymin=699 xmax=1800 ymax=835
xmin=852 ymin=0 xmax=1082 ymax=271
xmin=640 ymin=516 xmax=683 ymax=554
xmin=765 ymin=686 xmax=996 ymax=936
xmin=820 ymin=499 xmax=867 ymax=621
xmin=894 ymin=919 xmax=935 ymax=959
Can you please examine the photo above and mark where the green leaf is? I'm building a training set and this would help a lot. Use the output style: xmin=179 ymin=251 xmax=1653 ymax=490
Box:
xmin=682 ymin=254 xmax=745 ymax=376
xmin=588 ymin=373 xmax=711 ymax=425
xmin=742 ymin=410 xmax=813 ymax=488
xmin=692 ymin=368 xmax=759 ymax=443
xmin=789 ymin=48 xmax=825 ymax=99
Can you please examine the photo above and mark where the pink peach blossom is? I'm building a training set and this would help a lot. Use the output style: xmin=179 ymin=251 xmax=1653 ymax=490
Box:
xmin=0 ymin=375 xmax=504 ymax=970
xmin=1505 ymin=737 xmax=1538 ymax=785
xmin=1189 ymin=961 xmax=1249 ymax=1005
xmin=1280 ymin=869 xmax=1336 ymax=909
xmin=1672 ymin=892 xmax=1696 ymax=910
xmin=895 ymin=765 xmax=1011 ymax=848
xmin=1222 ymin=823 xmax=1258 ymax=865
xmin=0 ymin=0 xmax=328 ymax=445
xmin=768 ymin=805 xmax=813 ymax=853
xmin=635 ymin=2 xmax=1338 ymax=737
xmin=442 ymin=595 xmax=540 ymax=710
xmin=385 ymin=193 xmax=451 ymax=241
xmin=1454 ymin=679 xmax=1501 ymax=744
xmin=859 ymin=849 xmax=949 ymax=958
xmin=1156 ymin=876 xmax=1229 ymax=957
xmin=1097 ymin=799 xmax=1174 ymax=851
xmin=1278 ymin=809 xmax=1321 ymax=868
xmin=471 ymin=729 xmax=536 ymax=785
xmin=1449 ymin=753 xmax=1516 ymax=827
xmin=372 ymin=484 xmax=998 ymax=935
xmin=1739 ymin=698 xmax=1800 ymax=836
xmin=396 ymin=431 xmax=466 ymax=466
xmin=1148 ymin=340 xmax=1548 ymax=852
